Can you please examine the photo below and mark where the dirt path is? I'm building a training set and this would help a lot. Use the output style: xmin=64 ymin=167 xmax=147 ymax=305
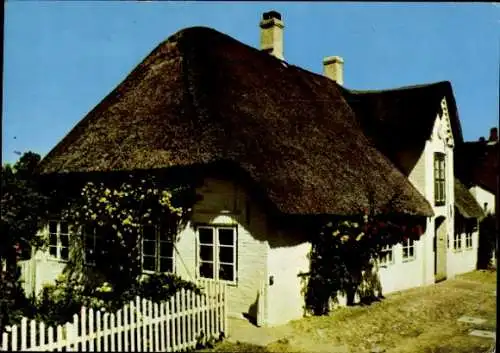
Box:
xmin=207 ymin=270 xmax=497 ymax=353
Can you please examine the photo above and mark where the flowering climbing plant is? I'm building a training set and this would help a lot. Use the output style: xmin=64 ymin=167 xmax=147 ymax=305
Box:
xmin=302 ymin=208 xmax=425 ymax=316
xmin=59 ymin=174 xmax=198 ymax=293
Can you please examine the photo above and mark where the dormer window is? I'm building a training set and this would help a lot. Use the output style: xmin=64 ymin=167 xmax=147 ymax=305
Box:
xmin=434 ymin=152 xmax=446 ymax=206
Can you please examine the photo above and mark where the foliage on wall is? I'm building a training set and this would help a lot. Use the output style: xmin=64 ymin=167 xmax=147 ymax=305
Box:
xmin=56 ymin=174 xmax=200 ymax=297
xmin=477 ymin=214 xmax=497 ymax=269
xmin=301 ymin=209 xmax=424 ymax=316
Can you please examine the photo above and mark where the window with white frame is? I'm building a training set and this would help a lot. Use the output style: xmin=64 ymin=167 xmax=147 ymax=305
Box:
xmin=402 ymin=238 xmax=415 ymax=260
xmin=198 ymin=226 xmax=236 ymax=282
xmin=48 ymin=221 xmax=70 ymax=261
xmin=434 ymin=152 xmax=446 ymax=206
xmin=379 ymin=245 xmax=394 ymax=266
xmin=453 ymin=232 xmax=462 ymax=251
xmin=82 ymin=225 xmax=103 ymax=265
xmin=141 ymin=225 xmax=175 ymax=273
xmin=465 ymin=232 xmax=473 ymax=249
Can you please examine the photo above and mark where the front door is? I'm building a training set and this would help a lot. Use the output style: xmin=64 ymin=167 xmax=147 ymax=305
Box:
xmin=434 ymin=217 xmax=447 ymax=282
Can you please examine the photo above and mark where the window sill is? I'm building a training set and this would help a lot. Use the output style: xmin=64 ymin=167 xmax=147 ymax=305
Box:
xmin=197 ymin=277 xmax=238 ymax=287
xmin=452 ymin=248 xmax=463 ymax=253
xmin=46 ymin=257 xmax=68 ymax=264
xmin=465 ymin=247 xmax=474 ymax=251
xmin=402 ymin=257 xmax=416 ymax=263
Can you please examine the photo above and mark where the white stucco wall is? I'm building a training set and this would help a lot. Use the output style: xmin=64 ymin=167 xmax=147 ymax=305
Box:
xmin=175 ymin=178 xmax=271 ymax=322
xmin=469 ymin=185 xmax=495 ymax=215
xmin=266 ymin=233 xmax=310 ymax=326
xmin=447 ymin=231 xmax=478 ymax=277
xmin=21 ymin=177 xmax=310 ymax=327
xmin=385 ymin=97 xmax=480 ymax=288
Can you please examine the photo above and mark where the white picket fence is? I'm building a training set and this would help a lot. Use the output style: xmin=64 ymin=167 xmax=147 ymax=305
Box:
xmin=1 ymin=280 xmax=227 ymax=352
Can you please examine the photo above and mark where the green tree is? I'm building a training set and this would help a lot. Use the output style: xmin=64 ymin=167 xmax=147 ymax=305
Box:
xmin=1 ymin=152 xmax=48 ymax=333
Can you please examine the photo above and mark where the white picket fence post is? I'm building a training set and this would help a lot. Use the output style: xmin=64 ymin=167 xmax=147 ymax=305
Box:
xmin=0 ymin=282 xmax=227 ymax=352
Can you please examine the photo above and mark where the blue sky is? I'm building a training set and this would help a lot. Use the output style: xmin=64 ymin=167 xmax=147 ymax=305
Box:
xmin=3 ymin=2 xmax=499 ymax=164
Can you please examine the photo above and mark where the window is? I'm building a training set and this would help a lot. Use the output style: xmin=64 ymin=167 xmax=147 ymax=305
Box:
xmin=465 ymin=233 xmax=473 ymax=249
xmin=141 ymin=225 xmax=174 ymax=273
xmin=434 ymin=153 xmax=446 ymax=206
xmin=453 ymin=232 xmax=462 ymax=251
xmin=402 ymin=238 xmax=415 ymax=261
xmin=379 ymin=245 xmax=394 ymax=266
xmin=82 ymin=225 xmax=103 ymax=265
xmin=198 ymin=226 xmax=236 ymax=282
xmin=48 ymin=221 xmax=69 ymax=261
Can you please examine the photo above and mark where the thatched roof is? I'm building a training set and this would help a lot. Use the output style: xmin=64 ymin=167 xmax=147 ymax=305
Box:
xmin=454 ymin=177 xmax=485 ymax=220
xmin=341 ymin=82 xmax=463 ymax=173
xmin=455 ymin=141 xmax=498 ymax=195
xmin=39 ymin=26 xmax=433 ymax=217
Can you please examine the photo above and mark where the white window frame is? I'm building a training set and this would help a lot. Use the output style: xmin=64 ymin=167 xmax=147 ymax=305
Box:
xmin=402 ymin=238 xmax=416 ymax=261
xmin=453 ymin=232 xmax=462 ymax=251
xmin=48 ymin=220 xmax=70 ymax=261
xmin=197 ymin=225 xmax=237 ymax=284
xmin=82 ymin=225 xmax=99 ymax=266
xmin=141 ymin=225 xmax=175 ymax=274
xmin=465 ymin=232 xmax=473 ymax=249
xmin=379 ymin=245 xmax=394 ymax=267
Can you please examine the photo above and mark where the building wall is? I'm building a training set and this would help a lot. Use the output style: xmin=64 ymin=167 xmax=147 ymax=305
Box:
xmin=266 ymin=231 xmax=310 ymax=326
xmin=469 ymin=185 xmax=495 ymax=215
xmin=447 ymin=231 xmax=479 ymax=277
xmin=175 ymin=177 xmax=271 ymax=322
xmin=19 ymin=177 xmax=310 ymax=327
xmin=381 ymin=97 xmax=479 ymax=292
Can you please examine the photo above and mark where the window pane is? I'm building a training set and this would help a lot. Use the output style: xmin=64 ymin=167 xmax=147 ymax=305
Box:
xmin=60 ymin=247 xmax=69 ymax=260
xmin=403 ymin=247 xmax=408 ymax=258
xmin=219 ymin=264 xmax=234 ymax=281
xmin=219 ymin=246 xmax=234 ymax=263
xmin=160 ymin=241 xmax=173 ymax=257
xmin=60 ymin=234 xmax=69 ymax=247
xmin=200 ymin=245 xmax=214 ymax=261
xmin=50 ymin=234 xmax=58 ymax=246
xmin=160 ymin=257 xmax=173 ymax=273
xmin=218 ymin=229 xmax=235 ymax=246
xmin=142 ymin=240 xmax=156 ymax=256
xmin=49 ymin=221 xmax=57 ymax=234
xmin=409 ymin=246 xmax=414 ymax=258
xmin=143 ymin=226 xmax=156 ymax=241
xmin=49 ymin=246 xmax=57 ymax=257
xmin=143 ymin=255 xmax=155 ymax=271
xmin=199 ymin=262 xmax=214 ymax=279
xmin=199 ymin=228 xmax=213 ymax=244
xmin=85 ymin=249 xmax=95 ymax=263
xmin=60 ymin=222 xmax=69 ymax=234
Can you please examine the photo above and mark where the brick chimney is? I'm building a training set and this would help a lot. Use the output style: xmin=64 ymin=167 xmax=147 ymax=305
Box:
xmin=260 ymin=11 xmax=284 ymax=60
xmin=323 ymin=56 xmax=344 ymax=85
xmin=488 ymin=127 xmax=498 ymax=143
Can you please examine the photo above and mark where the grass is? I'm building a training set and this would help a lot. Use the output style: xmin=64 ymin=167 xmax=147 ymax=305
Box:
xmin=202 ymin=269 xmax=496 ymax=353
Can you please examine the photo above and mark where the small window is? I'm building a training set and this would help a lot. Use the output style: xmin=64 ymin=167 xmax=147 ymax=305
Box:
xmin=465 ymin=232 xmax=473 ymax=249
xmin=83 ymin=225 xmax=104 ymax=266
xmin=48 ymin=221 xmax=70 ymax=261
xmin=453 ymin=232 xmax=462 ymax=251
xmin=434 ymin=153 xmax=446 ymax=206
xmin=141 ymin=225 xmax=175 ymax=274
xmin=197 ymin=226 xmax=237 ymax=283
xmin=402 ymin=238 xmax=415 ymax=261
xmin=379 ymin=245 xmax=394 ymax=266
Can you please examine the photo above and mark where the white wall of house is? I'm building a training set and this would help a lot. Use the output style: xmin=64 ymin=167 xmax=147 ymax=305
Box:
xmin=266 ymin=232 xmax=310 ymax=326
xmin=380 ymin=97 xmax=480 ymax=293
xmin=175 ymin=177 xmax=271 ymax=323
xmin=18 ymin=177 xmax=310 ymax=327
xmin=447 ymin=230 xmax=479 ymax=277
xmin=469 ymin=185 xmax=495 ymax=215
